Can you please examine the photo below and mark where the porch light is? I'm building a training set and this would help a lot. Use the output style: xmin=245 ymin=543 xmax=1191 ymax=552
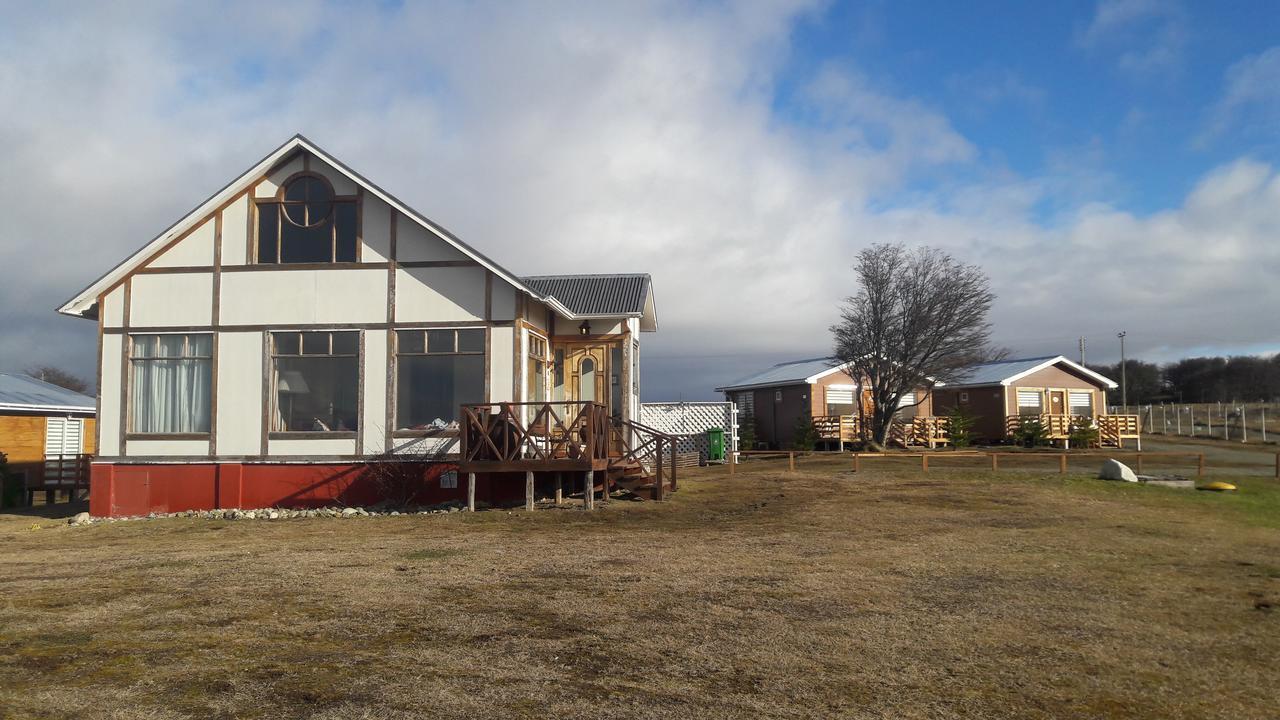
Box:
xmin=578 ymin=320 xmax=591 ymax=336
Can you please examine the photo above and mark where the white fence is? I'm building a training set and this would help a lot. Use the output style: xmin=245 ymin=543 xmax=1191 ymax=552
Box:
xmin=639 ymin=402 xmax=738 ymax=460
xmin=1112 ymin=402 xmax=1278 ymax=443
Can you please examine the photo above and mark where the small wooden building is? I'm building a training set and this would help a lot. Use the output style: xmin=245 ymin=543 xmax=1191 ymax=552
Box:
xmin=716 ymin=357 xmax=937 ymax=449
xmin=931 ymin=355 xmax=1137 ymax=447
xmin=0 ymin=373 xmax=96 ymax=505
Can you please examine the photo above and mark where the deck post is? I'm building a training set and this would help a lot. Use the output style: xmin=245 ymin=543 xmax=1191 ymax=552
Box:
xmin=467 ymin=473 xmax=476 ymax=512
xmin=655 ymin=438 xmax=665 ymax=501
xmin=554 ymin=473 xmax=563 ymax=505
xmin=670 ymin=439 xmax=677 ymax=492
xmin=525 ymin=471 xmax=535 ymax=511
xmin=584 ymin=470 xmax=594 ymax=510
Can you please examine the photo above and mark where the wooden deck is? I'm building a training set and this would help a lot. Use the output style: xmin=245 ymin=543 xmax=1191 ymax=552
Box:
xmin=1006 ymin=414 xmax=1141 ymax=448
xmin=457 ymin=401 xmax=678 ymax=507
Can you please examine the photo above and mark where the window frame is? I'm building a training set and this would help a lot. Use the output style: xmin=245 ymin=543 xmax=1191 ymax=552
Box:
xmin=253 ymin=172 xmax=362 ymax=266
xmin=126 ymin=332 xmax=215 ymax=440
xmin=268 ymin=329 xmax=362 ymax=439
xmin=391 ymin=326 xmax=488 ymax=437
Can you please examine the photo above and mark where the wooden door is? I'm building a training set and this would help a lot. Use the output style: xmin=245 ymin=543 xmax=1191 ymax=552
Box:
xmin=564 ymin=345 xmax=610 ymax=415
xmin=1048 ymin=390 xmax=1066 ymax=416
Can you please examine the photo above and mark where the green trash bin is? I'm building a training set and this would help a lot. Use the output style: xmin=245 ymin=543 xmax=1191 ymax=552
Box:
xmin=707 ymin=428 xmax=726 ymax=463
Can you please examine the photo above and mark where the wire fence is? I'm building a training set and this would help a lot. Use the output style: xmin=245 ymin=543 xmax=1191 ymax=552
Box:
xmin=1111 ymin=402 xmax=1280 ymax=443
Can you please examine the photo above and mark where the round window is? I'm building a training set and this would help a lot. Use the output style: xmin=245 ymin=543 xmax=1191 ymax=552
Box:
xmin=281 ymin=176 xmax=332 ymax=227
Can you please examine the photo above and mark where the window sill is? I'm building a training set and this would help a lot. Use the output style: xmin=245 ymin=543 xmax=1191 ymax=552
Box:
xmin=126 ymin=433 xmax=210 ymax=441
xmin=268 ymin=431 xmax=358 ymax=440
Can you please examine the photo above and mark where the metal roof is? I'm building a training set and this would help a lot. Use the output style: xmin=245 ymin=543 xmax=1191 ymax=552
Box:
xmin=946 ymin=355 xmax=1118 ymax=389
xmin=521 ymin=274 xmax=651 ymax=317
xmin=715 ymin=357 xmax=843 ymax=392
xmin=0 ymin=373 xmax=96 ymax=413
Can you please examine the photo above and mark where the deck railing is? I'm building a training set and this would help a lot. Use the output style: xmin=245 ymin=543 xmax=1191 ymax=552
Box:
xmin=1006 ymin=414 xmax=1141 ymax=447
xmin=610 ymin=417 xmax=679 ymax=499
xmin=460 ymin=401 xmax=611 ymax=464
xmin=813 ymin=415 xmax=860 ymax=442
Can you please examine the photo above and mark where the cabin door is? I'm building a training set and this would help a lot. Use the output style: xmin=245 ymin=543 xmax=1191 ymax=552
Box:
xmin=1048 ymin=390 xmax=1066 ymax=416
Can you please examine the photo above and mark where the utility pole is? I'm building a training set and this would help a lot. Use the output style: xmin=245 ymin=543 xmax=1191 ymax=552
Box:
xmin=1078 ymin=337 xmax=1086 ymax=365
xmin=1117 ymin=331 xmax=1127 ymax=415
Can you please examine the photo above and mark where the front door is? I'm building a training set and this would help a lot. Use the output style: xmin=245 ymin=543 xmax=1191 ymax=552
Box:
xmin=562 ymin=344 xmax=611 ymax=416
xmin=1048 ymin=390 xmax=1066 ymax=416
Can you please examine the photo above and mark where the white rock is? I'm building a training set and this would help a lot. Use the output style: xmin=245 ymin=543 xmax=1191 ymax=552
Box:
xmin=69 ymin=511 xmax=92 ymax=526
xmin=1099 ymin=458 xmax=1138 ymax=482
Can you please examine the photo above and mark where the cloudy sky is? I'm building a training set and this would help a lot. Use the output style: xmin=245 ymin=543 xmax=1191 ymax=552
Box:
xmin=1 ymin=0 xmax=1277 ymax=400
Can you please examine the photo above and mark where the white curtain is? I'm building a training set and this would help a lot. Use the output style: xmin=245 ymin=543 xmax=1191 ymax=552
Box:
xmin=132 ymin=334 xmax=212 ymax=433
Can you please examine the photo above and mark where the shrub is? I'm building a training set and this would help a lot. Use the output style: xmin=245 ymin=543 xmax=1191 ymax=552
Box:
xmin=1068 ymin=416 xmax=1100 ymax=449
xmin=1013 ymin=417 xmax=1050 ymax=448
xmin=947 ymin=407 xmax=978 ymax=448
xmin=791 ymin=414 xmax=819 ymax=451
xmin=738 ymin=413 xmax=757 ymax=451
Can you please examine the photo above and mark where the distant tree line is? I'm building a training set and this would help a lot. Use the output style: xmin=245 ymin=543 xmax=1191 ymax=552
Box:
xmin=1088 ymin=355 xmax=1280 ymax=406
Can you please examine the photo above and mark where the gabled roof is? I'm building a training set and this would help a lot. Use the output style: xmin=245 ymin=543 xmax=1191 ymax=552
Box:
xmin=715 ymin=357 xmax=847 ymax=392
xmin=57 ymin=135 xmax=655 ymax=328
xmin=521 ymin=274 xmax=657 ymax=331
xmin=946 ymin=355 xmax=1118 ymax=389
xmin=0 ymin=373 xmax=95 ymax=414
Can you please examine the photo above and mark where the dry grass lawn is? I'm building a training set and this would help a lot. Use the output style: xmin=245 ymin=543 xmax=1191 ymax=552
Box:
xmin=1 ymin=457 xmax=1278 ymax=719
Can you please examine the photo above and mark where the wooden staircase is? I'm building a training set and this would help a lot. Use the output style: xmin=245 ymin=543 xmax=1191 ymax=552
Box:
xmin=605 ymin=418 xmax=678 ymax=500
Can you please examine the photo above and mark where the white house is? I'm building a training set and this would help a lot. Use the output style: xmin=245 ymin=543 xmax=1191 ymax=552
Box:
xmin=59 ymin=135 xmax=659 ymax=516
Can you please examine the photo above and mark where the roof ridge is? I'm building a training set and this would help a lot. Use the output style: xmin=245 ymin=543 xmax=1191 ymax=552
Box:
xmin=522 ymin=273 xmax=650 ymax=280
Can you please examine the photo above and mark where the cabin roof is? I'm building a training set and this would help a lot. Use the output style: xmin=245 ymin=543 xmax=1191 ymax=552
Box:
xmin=945 ymin=355 xmax=1118 ymax=389
xmin=57 ymin=134 xmax=656 ymax=329
xmin=0 ymin=373 xmax=96 ymax=414
xmin=715 ymin=357 xmax=845 ymax=392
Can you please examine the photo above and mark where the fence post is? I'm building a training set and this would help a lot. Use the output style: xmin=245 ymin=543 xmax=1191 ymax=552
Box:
xmin=1197 ymin=454 xmax=1204 ymax=478
xmin=1059 ymin=454 xmax=1067 ymax=474
xmin=1136 ymin=453 xmax=1143 ymax=475
xmin=1275 ymin=452 xmax=1279 ymax=480
xmin=1263 ymin=408 xmax=1268 ymax=443
xmin=788 ymin=452 xmax=795 ymax=473
xmin=852 ymin=453 xmax=860 ymax=473
xmin=729 ymin=448 xmax=736 ymax=475
xmin=991 ymin=453 xmax=999 ymax=471
xmin=921 ymin=454 xmax=929 ymax=472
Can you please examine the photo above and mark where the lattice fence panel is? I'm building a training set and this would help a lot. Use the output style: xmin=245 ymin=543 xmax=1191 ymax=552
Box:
xmin=640 ymin=402 xmax=738 ymax=458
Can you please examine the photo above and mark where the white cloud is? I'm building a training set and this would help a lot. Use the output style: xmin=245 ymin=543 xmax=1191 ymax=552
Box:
xmin=1077 ymin=0 xmax=1187 ymax=76
xmin=0 ymin=2 xmax=1275 ymax=400
xmin=1202 ymin=46 xmax=1280 ymax=145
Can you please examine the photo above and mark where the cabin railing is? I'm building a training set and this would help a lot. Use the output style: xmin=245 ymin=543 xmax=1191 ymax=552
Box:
xmin=460 ymin=401 xmax=610 ymax=464
xmin=892 ymin=416 xmax=950 ymax=447
xmin=813 ymin=415 xmax=860 ymax=442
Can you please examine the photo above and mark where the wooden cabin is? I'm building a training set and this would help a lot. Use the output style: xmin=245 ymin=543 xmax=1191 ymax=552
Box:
xmin=715 ymin=357 xmax=941 ymax=449
xmin=0 ymin=373 xmax=96 ymax=506
xmin=931 ymin=356 xmax=1139 ymax=447
xmin=57 ymin=134 xmax=670 ymax=517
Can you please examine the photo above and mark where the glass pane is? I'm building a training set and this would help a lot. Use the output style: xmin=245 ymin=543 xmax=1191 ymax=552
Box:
xmin=396 ymin=354 xmax=484 ymax=429
xmin=156 ymin=335 xmax=185 ymax=358
xmin=284 ymin=178 xmax=310 ymax=202
xmin=302 ymin=332 xmax=330 ymax=355
xmin=334 ymin=202 xmax=357 ymax=262
xmin=131 ymin=355 xmax=211 ymax=433
xmin=130 ymin=335 xmax=156 ymax=358
xmin=273 ymin=332 xmax=300 ymax=356
xmin=331 ymin=332 xmax=358 ymax=356
xmin=579 ymin=357 xmax=596 ymax=402
xmin=611 ymin=346 xmax=623 ymax=418
xmin=187 ymin=334 xmax=213 ymax=357
xmin=256 ymin=205 xmax=279 ymax=263
xmin=427 ymin=330 xmax=455 ymax=354
xmin=282 ymin=201 xmax=309 ymax=226
xmin=280 ymin=222 xmax=332 ymax=263
xmin=274 ymin=356 xmax=358 ymax=432
xmin=457 ymin=328 xmax=484 ymax=353
xmin=305 ymin=200 xmax=331 ymax=226
xmin=397 ymin=330 xmax=425 ymax=354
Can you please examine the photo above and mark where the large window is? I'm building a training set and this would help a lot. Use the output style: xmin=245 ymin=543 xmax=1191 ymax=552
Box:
xmin=130 ymin=333 xmax=212 ymax=434
xmin=1016 ymin=389 xmax=1043 ymax=416
xmin=256 ymin=174 xmax=358 ymax=264
xmin=396 ymin=328 xmax=485 ymax=430
xmin=271 ymin=331 xmax=360 ymax=433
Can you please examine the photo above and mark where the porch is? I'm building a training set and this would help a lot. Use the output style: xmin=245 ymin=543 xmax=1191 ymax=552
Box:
xmin=457 ymin=401 xmax=678 ymax=508
xmin=812 ymin=414 xmax=951 ymax=448
xmin=1005 ymin=414 xmax=1142 ymax=448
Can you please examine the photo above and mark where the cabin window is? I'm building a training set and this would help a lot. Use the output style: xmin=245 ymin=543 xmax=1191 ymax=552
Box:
xmin=1016 ymin=389 xmax=1043 ymax=416
xmin=129 ymin=333 xmax=213 ymax=434
xmin=610 ymin=346 xmax=623 ymax=419
xmin=552 ymin=348 xmax=566 ymax=401
xmin=271 ymin=331 xmax=359 ymax=433
xmin=631 ymin=341 xmax=640 ymax=398
xmin=825 ymin=387 xmax=855 ymax=416
xmin=396 ymin=328 xmax=485 ymax=429
xmin=527 ymin=333 xmax=548 ymax=403
xmin=256 ymin=174 xmax=358 ymax=264
xmin=1069 ymin=391 xmax=1093 ymax=416
xmin=896 ymin=392 xmax=918 ymax=419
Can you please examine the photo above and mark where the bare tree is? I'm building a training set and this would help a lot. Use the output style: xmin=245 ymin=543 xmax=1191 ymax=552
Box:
xmin=832 ymin=243 xmax=1003 ymax=447
xmin=25 ymin=366 xmax=91 ymax=394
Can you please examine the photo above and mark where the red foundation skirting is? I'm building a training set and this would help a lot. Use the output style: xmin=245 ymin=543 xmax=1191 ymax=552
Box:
xmin=88 ymin=462 xmax=511 ymax=517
